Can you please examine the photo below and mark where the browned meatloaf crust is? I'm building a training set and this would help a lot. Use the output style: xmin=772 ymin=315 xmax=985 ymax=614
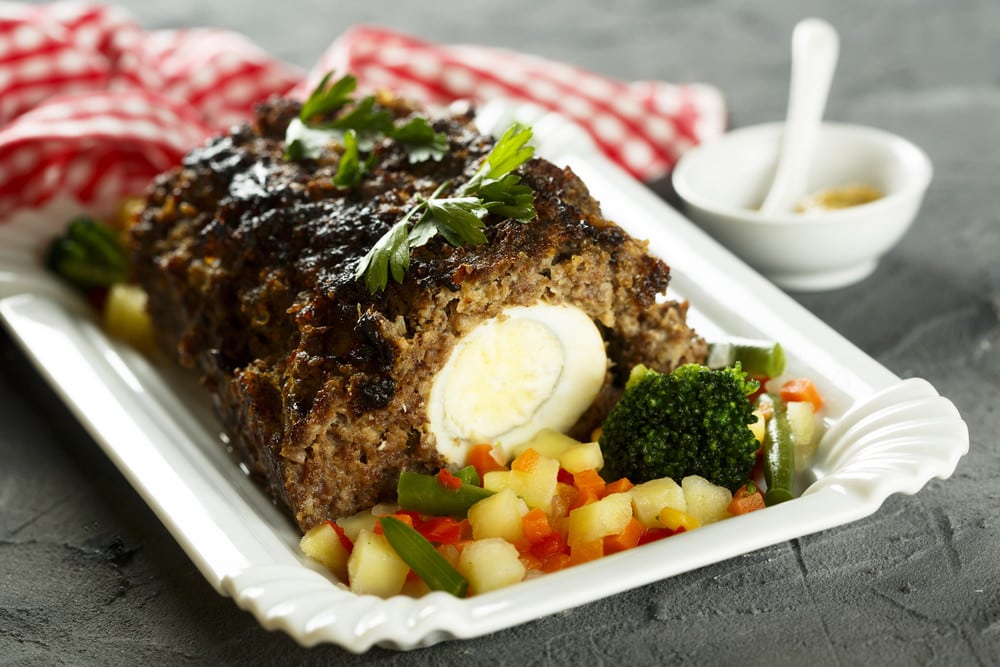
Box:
xmin=129 ymin=95 xmax=707 ymax=532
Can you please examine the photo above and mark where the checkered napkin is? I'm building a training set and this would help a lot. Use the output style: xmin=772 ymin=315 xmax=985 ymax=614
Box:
xmin=0 ymin=2 xmax=726 ymax=220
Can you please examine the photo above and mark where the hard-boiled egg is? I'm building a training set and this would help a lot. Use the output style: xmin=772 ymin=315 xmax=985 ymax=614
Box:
xmin=427 ymin=303 xmax=607 ymax=464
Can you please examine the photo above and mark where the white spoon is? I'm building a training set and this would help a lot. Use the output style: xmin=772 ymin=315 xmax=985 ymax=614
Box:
xmin=759 ymin=18 xmax=840 ymax=214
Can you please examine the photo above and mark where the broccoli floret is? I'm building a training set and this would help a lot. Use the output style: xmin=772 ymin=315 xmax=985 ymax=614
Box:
xmin=46 ymin=216 xmax=127 ymax=291
xmin=599 ymin=363 xmax=760 ymax=491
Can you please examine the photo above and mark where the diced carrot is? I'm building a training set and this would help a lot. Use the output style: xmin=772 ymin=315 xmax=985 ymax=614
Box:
xmin=541 ymin=552 xmax=572 ymax=573
xmin=569 ymin=486 xmax=602 ymax=510
xmin=511 ymin=447 xmax=540 ymax=473
xmin=467 ymin=443 xmax=507 ymax=479
xmin=511 ymin=536 xmax=533 ymax=554
xmin=552 ymin=483 xmax=578 ymax=517
xmin=780 ymin=378 xmax=824 ymax=411
xmin=519 ymin=551 xmax=544 ymax=572
xmin=418 ymin=516 xmax=464 ymax=544
xmin=572 ymin=469 xmax=606 ymax=495
xmin=602 ymin=477 xmax=634 ymax=497
xmin=530 ymin=532 xmax=568 ymax=559
xmin=727 ymin=482 xmax=767 ymax=515
xmin=603 ymin=517 xmax=644 ymax=554
xmin=437 ymin=468 xmax=463 ymax=491
xmin=522 ymin=507 xmax=553 ymax=543
xmin=569 ymin=538 xmax=604 ymax=565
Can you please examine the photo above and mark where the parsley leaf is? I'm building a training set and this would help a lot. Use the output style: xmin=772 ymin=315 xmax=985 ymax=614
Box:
xmin=333 ymin=129 xmax=376 ymax=188
xmin=299 ymin=72 xmax=357 ymax=121
xmin=286 ymin=72 xmax=449 ymax=168
xmin=461 ymin=123 xmax=535 ymax=194
xmin=329 ymin=96 xmax=395 ymax=150
xmin=285 ymin=118 xmax=337 ymax=160
xmin=355 ymin=209 xmax=417 ymax=293
xmin=477 ymin=174 xmax=536 ymax=222
xmin=418 ymin=195 xmax=489 ymax=247
xmin=392 ymin=117 xmax=449 ymax=163
xmin=355 ymin=122 xmax=537 ymax=293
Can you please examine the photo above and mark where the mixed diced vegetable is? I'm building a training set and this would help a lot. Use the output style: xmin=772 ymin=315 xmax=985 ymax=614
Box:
xmin=301 ymin=367 xmax=825 ymax=599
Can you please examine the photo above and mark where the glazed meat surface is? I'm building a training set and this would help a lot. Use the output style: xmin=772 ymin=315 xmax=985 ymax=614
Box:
xmin=130 ymin=96 xmax=706 ymax=531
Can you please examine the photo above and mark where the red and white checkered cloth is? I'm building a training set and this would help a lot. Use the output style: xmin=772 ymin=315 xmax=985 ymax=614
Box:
xmin=0 ymin=2 xmax=726 ymax=220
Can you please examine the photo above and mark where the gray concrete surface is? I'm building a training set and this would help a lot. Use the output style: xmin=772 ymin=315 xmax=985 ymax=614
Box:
xmin=2 ymin=1 xmax=998 ymax=664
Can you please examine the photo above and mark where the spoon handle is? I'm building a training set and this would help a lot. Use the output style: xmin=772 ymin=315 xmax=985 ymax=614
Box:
xmin=759 ymin=18 xmax=840 ymax=214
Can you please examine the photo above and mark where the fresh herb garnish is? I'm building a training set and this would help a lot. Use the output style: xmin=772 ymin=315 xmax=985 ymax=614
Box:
xmin=328 ymin=96 xmax=395 ymax=149
xmin=333 ymin=129 xmax=376 ymax=188
xmin=355 ymin=123 xmax=536 ymax=293
xmin=392 ymin=116 xmax=451 ymax=163
xmin=299 ymin=71 xmax=357 ymax=120
xmin=285 ymin=72 xmax=449 ymax=164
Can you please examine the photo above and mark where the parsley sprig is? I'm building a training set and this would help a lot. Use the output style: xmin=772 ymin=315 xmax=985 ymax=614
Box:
xmin=285 ymin=72 xmax=449 ymax=171
xmin=354 ymin=123 xmax=537 ymax=293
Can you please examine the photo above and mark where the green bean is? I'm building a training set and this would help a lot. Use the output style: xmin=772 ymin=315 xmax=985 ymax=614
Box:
xmin=379 ymin=516 xmax=468 ymax=597
xmin=396 ymin=470 xmax=493 ymax=518
xmin=455 ymin=465 xmax=480 ymax=487
xmin=761 ymin=393 xmax=795 ymax=506
xmin=707 ymin=338 xmax=786 ymax=379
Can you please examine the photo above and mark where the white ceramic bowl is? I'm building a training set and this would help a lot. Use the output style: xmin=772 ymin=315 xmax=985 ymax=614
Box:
xmin=672 ymin=122 xmax=933 ymax=290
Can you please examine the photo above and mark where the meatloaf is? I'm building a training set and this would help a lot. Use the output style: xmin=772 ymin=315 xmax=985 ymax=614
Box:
xmin=129 ymin=93 xmax=706 ymax=532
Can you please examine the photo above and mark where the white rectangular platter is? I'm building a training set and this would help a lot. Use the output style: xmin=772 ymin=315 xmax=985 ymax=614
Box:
xmin=0 ymin=100 xmax=968 ymax=652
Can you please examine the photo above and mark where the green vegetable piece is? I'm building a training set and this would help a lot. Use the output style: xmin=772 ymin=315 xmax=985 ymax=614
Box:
xmin=379 ymin=516 xmax=468 ymax=597
xmin=396 ymin=470 xmax=494 ymax=518
xmin=598 ymin=363 xmax=761 ymax=491
xmin=46 ymin=216 xmax=127 ymax=290
xmin=761 ymin=393 xmax=795 ymax=506
xmin=707 ymin=339 xmax=786 ymax=378
xmin=455 ymin=465 xmax=480 ymax=487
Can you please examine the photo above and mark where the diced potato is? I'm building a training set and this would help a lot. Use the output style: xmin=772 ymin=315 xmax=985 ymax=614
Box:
xmin=467 ymin=487 xmax=528 ymax=541
xmin=347 ymin=529 xmax=410 ymax=597
xmin=512 ymin=428 xmax=579 ymax=459
xmin=508 ymin=456 xmax=560 ymax=510
xmin=681 ymin=475 xmax=733 ymax=525
xmin=299 ymin=521 xmax=350 ymax=582
xmin=566 ymin=492 xmax=633 ymax=547
xmin=786 ymin=401 xmax=819 ymax=469
xmin=558 ymin=441 xmax=604 ymax=474
xmin=102 ymin=284 xmax=156 ymax=354
xmin=336 ymin=503 xmax=396 ymax=542
xmin=458 ymin=538 xmax=526 ymax=594
xmin=749 ymin=409 xmax=766 ymax=445
xmin=629 ymin=477 xmax=686 ymax=528
xmin=482 ymin=470 xmax=512 ymax=492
